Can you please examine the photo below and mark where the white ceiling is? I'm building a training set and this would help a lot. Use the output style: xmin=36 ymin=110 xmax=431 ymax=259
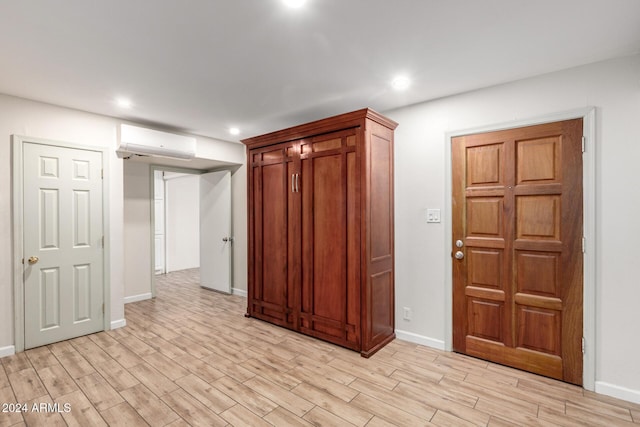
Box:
xmin=1 ymin=0 xmax=639 ymax=143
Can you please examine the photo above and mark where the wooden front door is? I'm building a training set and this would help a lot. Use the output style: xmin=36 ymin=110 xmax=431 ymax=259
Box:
xmin=452 ymin=119 xmax=583 ymax=385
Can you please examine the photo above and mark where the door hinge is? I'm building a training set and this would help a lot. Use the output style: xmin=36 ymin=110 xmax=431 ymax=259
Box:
xmin=102 ymin=303 xmax=105 ymax=314
xmin=582 ymin=337 xmax=585 ymax=354
xmin=21 ymin=258 xmax=24 ymax=265
xmin=581 ymin=136 xmax=586 ymax=153
xmin=582 ymin=237 xmax=586 ymax=253
xmin=101 ymin=169 xmax=104 ymax=179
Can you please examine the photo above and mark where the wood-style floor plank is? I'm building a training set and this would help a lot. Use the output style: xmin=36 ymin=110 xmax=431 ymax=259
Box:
xmin=119 ymin=383 xmax=180 ymax=426
xmin=7 ymin=368 xmax=48 ymax=402
xmin=55 ymin=389 xmax=107 ymax=427
xmin=74 ymin=372 xmax=124 ymax=412
xmin=98 ymin=402 xmax=150 ymax=427
xmin=0 ymin=385 xmax=24 ymax=427
xmin=174 ymin=373 xmax=236 ymax=414
xmin=2 ymin=268 xmax=639 ymax=427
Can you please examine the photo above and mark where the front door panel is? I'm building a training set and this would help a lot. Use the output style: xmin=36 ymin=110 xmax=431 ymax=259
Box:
xmin=452 ymin=119 xmax=583 ymax=385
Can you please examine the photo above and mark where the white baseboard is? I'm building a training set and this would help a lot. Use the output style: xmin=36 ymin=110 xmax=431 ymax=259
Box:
xmin=395 ymin=329 xmax=446 ymax=350
xmin=0 ymin=345 xmax=16 ymax=358
xmin=232 ymin=288 xmax=247 ymax=298
xmin=123 ymin=293 xmax=152 ymax=304
xmin=110 ymin=319 xmax=127 ymax=330
xmin=595 ymin=381 xmax=640 ymax=405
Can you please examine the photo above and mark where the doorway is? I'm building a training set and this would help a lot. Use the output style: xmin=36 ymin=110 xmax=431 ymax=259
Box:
xmin=444 ymin=109 xmax=597 ymax=390
xmin=150 ymin=166 xmax=233 ymax=297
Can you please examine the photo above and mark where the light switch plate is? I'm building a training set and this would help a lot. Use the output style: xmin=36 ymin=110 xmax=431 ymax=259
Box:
xmin=427 ymin=209 xmax=441 ymax=223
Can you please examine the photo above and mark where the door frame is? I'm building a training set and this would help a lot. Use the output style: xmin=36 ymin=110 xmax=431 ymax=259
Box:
xmin=444 ymin=107 xmax=596 ymax=390
xmin=12 ymin=135 xmax=111 ymax=353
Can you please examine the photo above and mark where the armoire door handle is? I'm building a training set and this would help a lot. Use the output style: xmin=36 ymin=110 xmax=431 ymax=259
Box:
xmin=292 ymin=173 xmax=300 ymax=192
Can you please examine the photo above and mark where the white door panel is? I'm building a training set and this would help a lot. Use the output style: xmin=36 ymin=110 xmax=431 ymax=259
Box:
xmin=200 ymin=170 xmax=232 ymax=293
xmin=23 ymin=142 xmax=104 ymax=349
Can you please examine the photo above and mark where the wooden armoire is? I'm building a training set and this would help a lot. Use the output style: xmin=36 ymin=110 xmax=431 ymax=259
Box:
xmin=242 ymin=108 xmax=397 ymax=357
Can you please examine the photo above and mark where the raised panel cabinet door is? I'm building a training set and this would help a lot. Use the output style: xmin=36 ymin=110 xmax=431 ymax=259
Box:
xmin=247 ymin=142 xmax=299 ymax=327
xmin=299 ymin=130 xmax=360 ymax=348
xmin=452 ymin=119 xmax=583 ymax=385
xmin=23 ymin=142 xmax=104 ymax=349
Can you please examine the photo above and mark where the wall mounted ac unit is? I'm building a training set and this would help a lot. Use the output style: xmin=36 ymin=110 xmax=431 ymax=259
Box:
xmin=118 ymin=124 xmax=197 ymax=160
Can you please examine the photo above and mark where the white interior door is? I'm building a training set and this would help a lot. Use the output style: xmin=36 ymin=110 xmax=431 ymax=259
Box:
xmin=200 ymin=170 xmax=232 ymax=293
xmin=23 ymin=142 xmax=104 ymax=349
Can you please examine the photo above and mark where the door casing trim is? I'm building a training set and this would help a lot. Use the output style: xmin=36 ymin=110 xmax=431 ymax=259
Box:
xmin=444 ymin=107 xmax=596 ymax=390
xmin=12 ymin=135 xmax=111 ymax=353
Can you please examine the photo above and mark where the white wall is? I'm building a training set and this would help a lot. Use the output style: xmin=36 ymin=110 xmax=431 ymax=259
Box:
xmin=123 ymin=162 xmax=152 ymax=300
xmin=386 ymin=54 xmax=640 ymax=402
xmin=0 ymin=94 xmax=125 ymax=352
xmin=165 ymin=174 xmax=200 ymax=272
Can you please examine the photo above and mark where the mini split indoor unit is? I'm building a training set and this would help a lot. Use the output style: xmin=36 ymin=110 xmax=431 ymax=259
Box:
xmin=117 ymin=124 xmax=197 ymax=160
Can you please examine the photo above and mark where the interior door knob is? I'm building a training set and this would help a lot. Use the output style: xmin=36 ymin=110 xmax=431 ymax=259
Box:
xmin=454 ymin=251 xmax=464 ymax=260
xmin=28 ymin=256 xmax=39 ymax=264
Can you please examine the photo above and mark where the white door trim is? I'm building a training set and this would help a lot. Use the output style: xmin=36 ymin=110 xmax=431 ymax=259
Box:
xmin=12 ymin=135 xmax=111 ymax=353
xmin=443 ymin=107 xmax=596 ymax=391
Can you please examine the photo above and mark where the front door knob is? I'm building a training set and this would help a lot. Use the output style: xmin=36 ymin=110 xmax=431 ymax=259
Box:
xmin=454 ymin=251 xmax=464 ymax=260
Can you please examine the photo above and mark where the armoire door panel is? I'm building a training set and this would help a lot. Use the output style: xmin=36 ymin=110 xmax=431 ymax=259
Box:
xmin=260 ymin=163 xmax=288 ymax=307
xmin=249 ymin=142 xmax=296 ymax=326
xmin=311 ymin=154 xmax=345 ymax=322
xmin=301 ymin=133 xmax=352 ymax=342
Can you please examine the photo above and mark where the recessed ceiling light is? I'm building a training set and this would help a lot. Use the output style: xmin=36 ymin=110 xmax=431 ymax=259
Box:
xmin=116 ymin=98 xmax=132 ymax=109
xmin=229 ymin=127 xmax=240 ymax=136
xmin=283 ymin=0 xmax=306 ymax=8
xmin=391 ymin=75 xmax=411 ymax=91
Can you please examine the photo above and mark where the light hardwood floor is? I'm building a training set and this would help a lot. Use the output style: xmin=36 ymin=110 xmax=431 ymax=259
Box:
xmin=2 ymin=268 xmax=639 ymax=426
